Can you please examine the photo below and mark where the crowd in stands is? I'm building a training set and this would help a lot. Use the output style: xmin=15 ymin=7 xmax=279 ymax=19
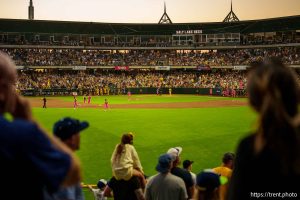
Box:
xmin=2 ymin=47 xmax=300 ymax=66
xmin=1 ymin=51 xmax=300 ymax=200
xmin=241 ymin=36 xmax=299 ymax=45
xmin=16 ymin=70 xmax=247 ymax=92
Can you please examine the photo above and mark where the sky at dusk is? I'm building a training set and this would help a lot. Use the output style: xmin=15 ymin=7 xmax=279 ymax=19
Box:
xmin=0 ymin=0 xmax=300 ymax=23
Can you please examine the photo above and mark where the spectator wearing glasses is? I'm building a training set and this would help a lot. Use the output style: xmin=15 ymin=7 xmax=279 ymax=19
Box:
xmin=0 ymin=52 xmax=81 ymax=200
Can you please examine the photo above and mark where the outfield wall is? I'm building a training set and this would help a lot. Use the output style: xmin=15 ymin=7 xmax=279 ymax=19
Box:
xmin=20 ymin=88 xmax=246 ymax=96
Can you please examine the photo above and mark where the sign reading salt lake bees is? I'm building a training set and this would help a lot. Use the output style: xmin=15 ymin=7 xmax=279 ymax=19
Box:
xmin=176 ymin=30 xmax=202 ymax=34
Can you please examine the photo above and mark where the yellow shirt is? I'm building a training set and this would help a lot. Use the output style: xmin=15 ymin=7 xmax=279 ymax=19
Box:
xmin=213 ymin=166 xmax=232 ymax=200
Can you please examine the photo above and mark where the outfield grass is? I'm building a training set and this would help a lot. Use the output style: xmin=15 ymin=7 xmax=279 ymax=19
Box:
xmin=54 ymin=94 xmax=248 ymax=105
xmin=31 ymin=95 xmax=256 ymax=199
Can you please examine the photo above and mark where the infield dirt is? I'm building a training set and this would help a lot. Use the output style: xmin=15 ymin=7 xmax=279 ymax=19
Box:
xmin=28 ymin=98 xmax=247 ymax=109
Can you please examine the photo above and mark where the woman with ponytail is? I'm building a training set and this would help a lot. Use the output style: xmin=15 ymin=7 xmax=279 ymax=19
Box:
xmin=228 ymin=58 xmax=300 ymax=200
xmin=111 ymin=133 xmax=146 ymax=187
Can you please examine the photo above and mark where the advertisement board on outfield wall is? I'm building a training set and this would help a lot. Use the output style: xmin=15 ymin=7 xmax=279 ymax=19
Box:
xmin=155 ymin=66 xmax=170 ymax=70
xmin=114 ymin=66 xmax=129 ymax=70
xmin=197 ymin=65 xmax=211 ymax=71
xmin=15 ymin=66 xmax=24 ymax=70
xmin=233 ymin=66 xmax=247 ymax=70
xmin=73 ymin=66 xmax=87 ymax=70
xmin=20 ymin=88 xmax=246 ymax=97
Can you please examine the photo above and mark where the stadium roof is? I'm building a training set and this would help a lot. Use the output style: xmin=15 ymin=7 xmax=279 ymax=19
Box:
xmin=1 ymin=15 xmax=300 ymax=35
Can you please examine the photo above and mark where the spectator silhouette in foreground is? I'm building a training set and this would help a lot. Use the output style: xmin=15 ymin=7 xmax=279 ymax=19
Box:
xmin=212 ymin=152 xmax=235 ymax=200
xmin=44 ymin=117 xmax=89 ymax=200
xmin=194 ymin=170 xmax=227 ymax=200
xmin=103 ymin=175 xmax=145 ymax=200
xmin=228 ymin=59 xmax=300 ymax=200
xmin=145 ymin=153 xmax=187 ymax=200
xmin=0 ymin=52 xmax=81 ymax=200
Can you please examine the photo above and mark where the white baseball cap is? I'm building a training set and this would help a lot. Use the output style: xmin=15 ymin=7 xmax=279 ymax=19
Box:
xmin=167 ymin=147 xmax=182 ymax=157
xmin=97 ymin=179 xmax=107 ymax=189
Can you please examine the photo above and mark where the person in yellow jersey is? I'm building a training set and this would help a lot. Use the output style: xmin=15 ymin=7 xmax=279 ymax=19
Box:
xmin=212 ymin=152 xmax=235 ymax=200
xmin=169 ymin=88 xmax=172 ymax=96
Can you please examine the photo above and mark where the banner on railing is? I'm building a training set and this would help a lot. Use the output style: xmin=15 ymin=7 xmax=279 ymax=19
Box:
xmin=72 ymin=66 xmax=87 ymax=70
xmin=196 ymin=65 xmax=211 ymax=71
xmin=115 ymin=66 xmax=129 ymax=70
xmin=155 ymin=66 xmax=170 ymax=70
xmin=15 ymin=66 xmax=25 ymax=70
xmin=233 ymin=66 xmax=247 ymax=70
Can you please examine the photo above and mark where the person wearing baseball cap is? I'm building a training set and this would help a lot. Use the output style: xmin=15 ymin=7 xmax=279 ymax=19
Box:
xmin=97 ymin=179 xmax=107 ymax=189
xmin=167 ymin=147 xmax=194 ymax=199
xmin=45 ymin=117 xmax=89 ymax=200
xmin=53 ymin=117 xmax=89 ymax=151
xmin=167 ymin=147 xmax=182 ymax=157
xmin=88 ymin=179 xmax=108 ymax=200
xmin=195 ymin=170 xmax=228 ymax=200
xmin=145 ymin=154 xmax=188 ymax=200
xmin=155 ymin=153 xmax=176 ymax=173
xmin=183 ymin=160 xmax=196 ymax=185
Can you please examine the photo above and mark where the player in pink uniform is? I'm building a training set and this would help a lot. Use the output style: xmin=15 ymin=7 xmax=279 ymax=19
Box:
xmin=104 ymin=99 xmax=109 ymax=111
xmin=88 ymin=95 xmax=91 ymax=104
xmin=127 ymin=90 xmax=131 ymax=101
xmin=231 ymin=87 xmax=237 ymax=98
xmin=73 ymin=96 xmax=78 ymax=109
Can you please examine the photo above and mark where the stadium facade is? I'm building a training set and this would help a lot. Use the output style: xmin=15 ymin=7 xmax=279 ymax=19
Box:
xmin=1 ymin=4 xmax=300 ymax=96
xmin=0 ymin=15 xmax=300 ymax=50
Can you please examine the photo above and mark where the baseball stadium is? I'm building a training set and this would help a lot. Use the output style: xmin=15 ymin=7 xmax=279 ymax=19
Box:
xmin=1 ymin=0 xmax=300 ymax=200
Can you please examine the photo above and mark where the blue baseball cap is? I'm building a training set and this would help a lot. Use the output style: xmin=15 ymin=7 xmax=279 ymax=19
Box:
xmin=156 ymin=153 xmax=176 ymax=173
xmin=53 ymin=117 xmax=89 ymax=140
xmin=196 ymin=169 xmax=228 ymax=191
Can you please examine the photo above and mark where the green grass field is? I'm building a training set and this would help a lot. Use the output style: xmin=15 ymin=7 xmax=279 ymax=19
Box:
xmin=31 ymin=95 xmax=256 ymax=199
xmin=57 ymin=94 xmax=248 ymax=104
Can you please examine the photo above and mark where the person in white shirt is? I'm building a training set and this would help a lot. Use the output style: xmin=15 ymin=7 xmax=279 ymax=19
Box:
xmin=88 ymin=179 xmax=107 ymax=200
